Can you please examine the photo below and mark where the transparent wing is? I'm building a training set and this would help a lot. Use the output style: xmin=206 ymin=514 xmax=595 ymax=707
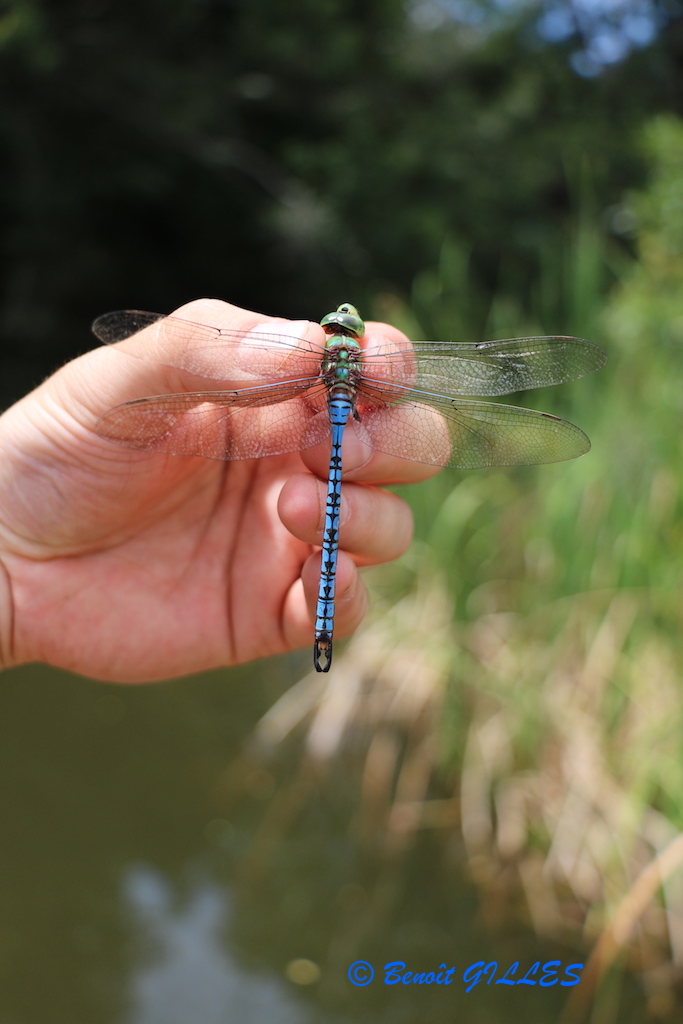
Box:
xmin=361 ymin=336 xmax=607 ymax=397
xmin=353 ymin=386 xmax=590 ymax=469
xmin=92 ymin=310 xmax=326 ymax=384
xmin=95 ymin=381 xmax=331 ymax=461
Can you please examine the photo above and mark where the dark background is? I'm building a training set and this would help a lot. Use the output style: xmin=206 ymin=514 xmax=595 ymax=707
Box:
xmin=1 ymin=0 xmax=681 ymax=403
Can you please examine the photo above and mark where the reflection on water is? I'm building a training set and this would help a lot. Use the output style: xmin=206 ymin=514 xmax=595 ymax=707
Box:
xmin=0 ymin=660 xmax=649 ymax=1023
xmin=125 ymin=868 xmax=310 ymax=1024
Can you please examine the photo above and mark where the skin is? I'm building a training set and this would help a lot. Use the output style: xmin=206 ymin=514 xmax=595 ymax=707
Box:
xmin=0 ymin=299 xmax=440 ymax=683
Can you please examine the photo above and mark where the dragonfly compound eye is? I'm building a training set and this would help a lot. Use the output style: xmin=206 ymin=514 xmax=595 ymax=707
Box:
xmin=320 ymin=304 xmax=365 ymax=338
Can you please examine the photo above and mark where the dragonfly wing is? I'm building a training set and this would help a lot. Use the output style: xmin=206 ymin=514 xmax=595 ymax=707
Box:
xmin=96 ymin=382 xmax=331 ymax=461
xmin=353 ymin=389 xmax=590 ymax=469
xmin=92 ymin=310 xmax=166 ymax=343
xmin=361 ymin=336 xmax=607 ymax=397
xmin=92 ymin=311 xmax=325 ymax=384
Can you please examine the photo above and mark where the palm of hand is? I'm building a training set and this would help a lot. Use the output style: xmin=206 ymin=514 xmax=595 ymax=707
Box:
xmin=0 ymin=368 xmax=324 ymax=680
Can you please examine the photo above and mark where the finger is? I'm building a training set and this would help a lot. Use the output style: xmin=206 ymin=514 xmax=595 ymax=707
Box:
xmin=56 ymin=298 xmax=324 ymax=422
xmin=278 ymin=472 xmax=413 ymax=566
xmin=281 ymin=549 xmax=369 ymax=651
xmin=122 ymin=298 xmax=323 ymax=386
xmin=299 ymin=422 xmax=443 ymax=486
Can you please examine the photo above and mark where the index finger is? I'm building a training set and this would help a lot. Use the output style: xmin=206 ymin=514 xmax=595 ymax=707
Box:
xmin=93 ymin=297 xmax=325 ymax=393
xmin=81 ymin=301 xmax=446 ymax=485
xmin=62 ymin=298 xmax=325 ymax=426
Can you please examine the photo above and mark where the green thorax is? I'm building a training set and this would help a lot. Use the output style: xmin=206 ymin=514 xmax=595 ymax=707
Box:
xmin=320 ymin=303 xmax=364 ymax=387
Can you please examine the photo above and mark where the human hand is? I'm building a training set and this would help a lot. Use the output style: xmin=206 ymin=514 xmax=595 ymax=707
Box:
xmin=0 ymin=299 xmax=438 ymax=682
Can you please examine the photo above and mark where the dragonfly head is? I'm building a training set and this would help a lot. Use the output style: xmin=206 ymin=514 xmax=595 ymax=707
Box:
xmin=320 ymin=303 xmax=365 ymax=339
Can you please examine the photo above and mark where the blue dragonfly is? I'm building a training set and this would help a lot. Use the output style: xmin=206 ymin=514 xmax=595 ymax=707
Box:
xmin=92 ymin=303 xmax=606 ymax=672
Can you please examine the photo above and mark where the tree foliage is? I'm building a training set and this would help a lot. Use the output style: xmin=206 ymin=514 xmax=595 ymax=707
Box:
xmin=0 ymin=0 xmax=682 ymax=400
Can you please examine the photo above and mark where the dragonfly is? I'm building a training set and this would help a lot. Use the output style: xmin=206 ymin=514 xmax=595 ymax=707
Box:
xmin=92 ymin=303 xmax=607 ymax=672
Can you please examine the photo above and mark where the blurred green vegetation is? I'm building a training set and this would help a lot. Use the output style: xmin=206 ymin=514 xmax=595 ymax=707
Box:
xmin=355 ymin=113 xmax=683 ymax=1016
